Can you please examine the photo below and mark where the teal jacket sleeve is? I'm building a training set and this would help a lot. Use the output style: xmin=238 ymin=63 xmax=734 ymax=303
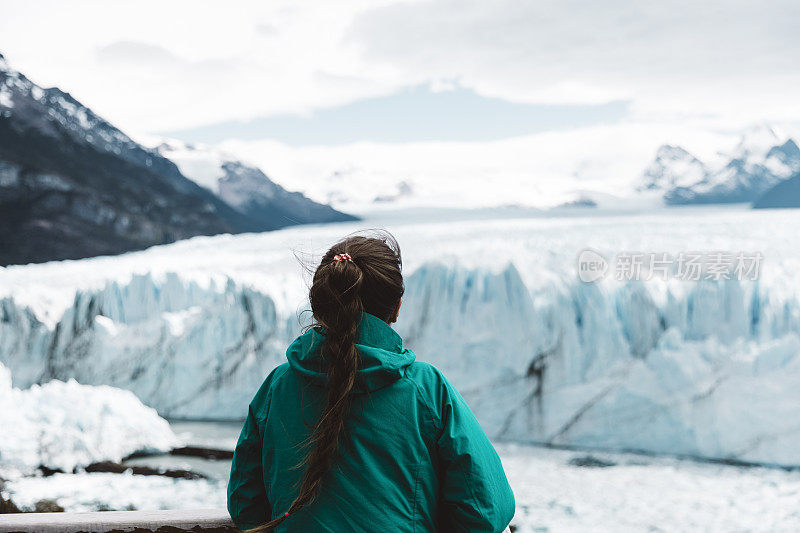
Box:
xmin=227 ymin=404 xmax=271 ymax=530
xmin=436 ymin=374 xmax=516 ymax=532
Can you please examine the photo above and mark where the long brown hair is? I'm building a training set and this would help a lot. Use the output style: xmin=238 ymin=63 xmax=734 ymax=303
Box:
xmin=250 ymin=232 xmax=404 ymax=532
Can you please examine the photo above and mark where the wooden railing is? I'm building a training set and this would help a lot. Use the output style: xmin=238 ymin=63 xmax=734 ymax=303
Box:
xmin=0 ymin=508 xmax=237 ymax=533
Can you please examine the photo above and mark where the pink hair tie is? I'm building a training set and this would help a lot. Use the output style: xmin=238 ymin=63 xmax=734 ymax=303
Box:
xmin=332 ymin=253 xmax=353 ymax=263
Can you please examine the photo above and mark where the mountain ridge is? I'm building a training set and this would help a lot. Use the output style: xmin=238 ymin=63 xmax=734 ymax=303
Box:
xmin=0 ymin=53 xmax=354 ymax=266
xmin=155 ymin=139 xmax=357 ymax=229
xmin=639 ymin=125 xmax=800 ymax=205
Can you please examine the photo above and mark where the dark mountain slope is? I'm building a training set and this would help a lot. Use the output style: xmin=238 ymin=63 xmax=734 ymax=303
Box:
xmin=0 ymin=54 xmax=354 ymax=266
xmin=156 ymin=141 xmax=357 ymax=228
xmin=753 ymin=171 xmax=800 ymax=209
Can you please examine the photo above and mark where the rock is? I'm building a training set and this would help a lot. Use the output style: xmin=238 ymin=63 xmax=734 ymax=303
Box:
xmin=33 ymin=499 xmax=64 ymax=513
xmin=567 ymin=455 xmax=617 ymax=468
xmin=169 ymin=446 xmax=233 ymax=461
xmin=85 ymin=461 xmax=207 ymax=480
xmin=0 ymin=493 xmax=21 ymax=514
xmin=37 ymin=465 xmax=65 ymax=477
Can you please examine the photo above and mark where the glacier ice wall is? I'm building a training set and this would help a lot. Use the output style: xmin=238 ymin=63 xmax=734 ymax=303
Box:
xmin=397 ymin=264 xmax=800 ymax=466
xmin=0 ymin=272 xmax=297 ymax=419
xmin=2 ymin=263 xmax=800 ymax=465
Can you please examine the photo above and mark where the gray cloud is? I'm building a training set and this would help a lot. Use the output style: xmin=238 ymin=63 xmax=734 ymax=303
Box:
xmin=4 ymin=1 xmax=797 ymax=134
xmin=347 ymin=0 xmax=800 ymax=118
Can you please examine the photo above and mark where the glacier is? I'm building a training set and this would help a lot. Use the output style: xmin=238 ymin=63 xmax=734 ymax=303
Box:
xmin=2 ymin=207 xmax=800 ymax=466
xmin=0 ymin=362 xmax=178 ymax=475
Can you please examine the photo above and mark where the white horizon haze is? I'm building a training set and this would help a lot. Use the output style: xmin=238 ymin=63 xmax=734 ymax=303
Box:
xmin=2 ymin=0 xmax=798 ymax=207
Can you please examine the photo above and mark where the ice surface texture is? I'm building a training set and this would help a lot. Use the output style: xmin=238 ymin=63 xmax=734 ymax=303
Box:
xmin=1 ymin=208 xmax=800 ymax=465
xmin=0 ymin=363 xmax=178 ymax=475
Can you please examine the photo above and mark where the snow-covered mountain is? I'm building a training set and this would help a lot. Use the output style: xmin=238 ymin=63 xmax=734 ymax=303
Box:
xmin=217 ymin=122 xmax=800 ymax=213
xmin=0 ymin=53 xmax=352 ymax=266
xmin=3 ymin=208 xmax=800 ymax=467
xmin=640 ymin=124 xmax=800 ymax=205
xmin=638 ymin=145 xmax=708 ymax=193
xmin=156 ymin=140 xmax=356 ymax=228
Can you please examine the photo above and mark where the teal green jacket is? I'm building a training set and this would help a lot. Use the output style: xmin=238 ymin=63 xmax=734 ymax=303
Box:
xmin=227 ymin=312 xmax=515 ymax=532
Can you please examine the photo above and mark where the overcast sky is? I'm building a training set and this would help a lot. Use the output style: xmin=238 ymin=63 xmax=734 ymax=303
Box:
xmin=2 ymin=0 xmax=798 ymax=142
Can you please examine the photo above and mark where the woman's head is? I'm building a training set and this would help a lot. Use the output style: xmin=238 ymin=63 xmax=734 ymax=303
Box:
xmin=250 ymin=231 xmax=403 ymax=532
xmin=309 ymin=233 xmax=404 ymax=328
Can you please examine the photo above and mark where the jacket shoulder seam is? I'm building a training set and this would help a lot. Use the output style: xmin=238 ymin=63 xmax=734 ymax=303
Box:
xmin=404 ymin=371 xmax=442 ymax=434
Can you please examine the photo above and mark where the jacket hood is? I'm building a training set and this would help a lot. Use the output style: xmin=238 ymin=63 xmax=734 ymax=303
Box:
xmin=286 ymin=312 xmax=416 ymax=393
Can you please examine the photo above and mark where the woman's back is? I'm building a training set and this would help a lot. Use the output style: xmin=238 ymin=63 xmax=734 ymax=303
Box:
xmin=227 ymin=234 xmax=515 ymax=532
xmin=228 ymin=312 xmax=515 ymax=532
